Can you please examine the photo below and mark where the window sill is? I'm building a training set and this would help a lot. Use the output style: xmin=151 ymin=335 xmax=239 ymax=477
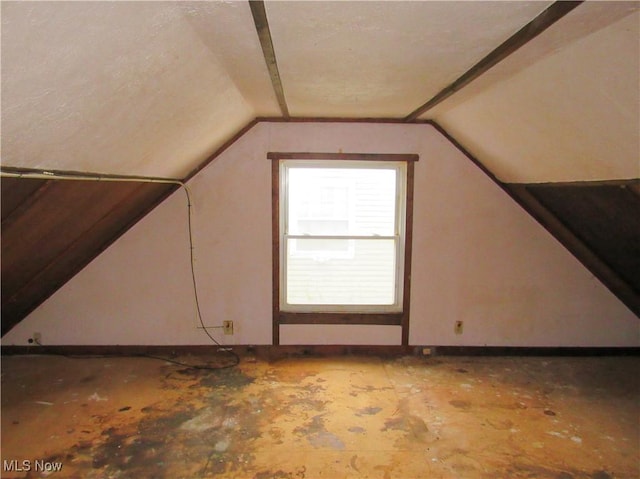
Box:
xmin=277 ymin=311 xmax=403 ymax=325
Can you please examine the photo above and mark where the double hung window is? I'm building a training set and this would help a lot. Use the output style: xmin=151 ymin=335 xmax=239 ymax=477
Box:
xmin=269 ymin=152 xmax=417 ymax=344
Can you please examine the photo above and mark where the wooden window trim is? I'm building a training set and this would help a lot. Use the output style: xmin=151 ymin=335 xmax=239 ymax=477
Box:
xmin=267 ymin=152 xmax=418 ymax=162
xmin=270 ymin=152 xmax=417 ymax=346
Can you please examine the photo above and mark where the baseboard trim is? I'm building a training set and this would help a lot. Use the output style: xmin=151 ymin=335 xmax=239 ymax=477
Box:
xmin=1 ymin=344 xmax=638 ymax=359
xmin=0 ymin=344 xmax=414 ymax=359
xmin=433 ymin=346 xmax=640 ymax=357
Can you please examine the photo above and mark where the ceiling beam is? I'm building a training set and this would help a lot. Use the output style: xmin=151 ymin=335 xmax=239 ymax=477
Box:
xmin=256 ymin=116 xmax=430 ymax=124
xmin=404 ymin=1 xmax=584 ymax=121
xmin=249 ymin=0 xmax=290 ymax=118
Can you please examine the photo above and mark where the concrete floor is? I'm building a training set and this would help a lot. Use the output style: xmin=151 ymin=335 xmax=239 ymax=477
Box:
xmin=1 ymin=353 xmax=638 ymax=479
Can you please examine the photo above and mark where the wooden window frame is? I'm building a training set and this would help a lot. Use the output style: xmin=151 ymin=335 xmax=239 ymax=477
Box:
xmin=269 ymin=152 xmax=418 ymax=345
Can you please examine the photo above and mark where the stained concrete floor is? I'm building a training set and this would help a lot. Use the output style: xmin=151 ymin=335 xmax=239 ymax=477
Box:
xmin=1 ymin=353 xmax=638 ymax=479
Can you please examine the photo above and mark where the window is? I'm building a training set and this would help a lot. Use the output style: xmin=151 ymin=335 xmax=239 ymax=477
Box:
xmin=285 ymin=162 xmax=402 ymax=309
xmin=269 ymin=152 xmax=417 ymax=345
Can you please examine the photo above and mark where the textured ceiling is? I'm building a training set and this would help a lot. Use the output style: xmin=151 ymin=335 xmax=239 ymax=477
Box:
xmin=1 ymin=1 xmax=266 ymax=178
xmin=432 ymin=2 xmax=640 ymax=183
xmin=265 ymin=1 xmax=551 ymax=118
xmin=7 ymin=1 xmax=635 ymax=182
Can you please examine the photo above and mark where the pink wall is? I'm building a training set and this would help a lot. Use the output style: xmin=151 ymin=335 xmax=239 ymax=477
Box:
xmin=4 ymin=122 xmax=638 ymax=346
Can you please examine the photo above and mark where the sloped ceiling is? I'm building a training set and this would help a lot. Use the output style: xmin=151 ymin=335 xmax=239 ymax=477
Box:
xmin=2 ymin=0 xmax=561 ymax=178
xmin=1 ymin=1 xmax=639 ymax=334
xmin=2 ymin=1 xmax=637 ymax=181
xmin=1 ymin=1 xmax=272 ymax=178
xmin=431 ymin=2 xmax=640 ymax=183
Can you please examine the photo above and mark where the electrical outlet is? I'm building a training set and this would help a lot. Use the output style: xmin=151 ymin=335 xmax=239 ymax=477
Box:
xmin=223 ymin=320 xmax=234 ymax=335
xmin=454 ymin=321 xmax=464 ymax=335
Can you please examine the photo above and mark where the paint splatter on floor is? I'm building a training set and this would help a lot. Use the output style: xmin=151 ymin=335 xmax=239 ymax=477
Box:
xmin=1 ymin=355 xmax=638 ymax=478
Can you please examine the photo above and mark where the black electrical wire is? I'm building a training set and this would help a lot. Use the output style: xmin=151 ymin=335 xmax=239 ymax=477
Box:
xmin=142 ymin=353 xmax=237 ymax=371
xmin=182 ymin=186 xmax=241 ymax=369
xmin=30 ymin=339 xmax=238 ymax=371
xmin=33 ymin=193 xmax=240 ymax=371
xmin=3 ymin=170 xmax=240 ymax=371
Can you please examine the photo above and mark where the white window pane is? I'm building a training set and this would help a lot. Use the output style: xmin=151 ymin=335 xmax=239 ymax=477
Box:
xmin=288 ymin=167 xmax=396 ymax=236
xmin=286 ymin=238 xmax=397 ymax=306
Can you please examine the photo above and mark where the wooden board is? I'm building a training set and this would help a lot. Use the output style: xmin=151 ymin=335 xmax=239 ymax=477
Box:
xmin=1 ymin=177 xmax=176 ymax=335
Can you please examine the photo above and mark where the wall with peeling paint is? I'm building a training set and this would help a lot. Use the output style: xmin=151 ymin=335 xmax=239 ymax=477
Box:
xmin=4 ymin=123 xmax=637 ymax=347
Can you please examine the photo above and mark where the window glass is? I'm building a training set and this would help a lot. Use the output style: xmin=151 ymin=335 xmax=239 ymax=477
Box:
xmin=281 ymin=161 xmax=405 ymax=312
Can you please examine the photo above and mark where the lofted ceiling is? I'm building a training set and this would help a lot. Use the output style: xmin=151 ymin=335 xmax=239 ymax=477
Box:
xmin=1 ymin=1 xmax=637 ymax=181
xmin=1 ymin=1 xmax=639 ymax=333
xmin=431 ymin=2 xmax=640 ymax=183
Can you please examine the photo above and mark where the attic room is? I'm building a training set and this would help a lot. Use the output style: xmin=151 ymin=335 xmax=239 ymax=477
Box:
xmin=1 ymin=0 xmax=638 ymax=477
